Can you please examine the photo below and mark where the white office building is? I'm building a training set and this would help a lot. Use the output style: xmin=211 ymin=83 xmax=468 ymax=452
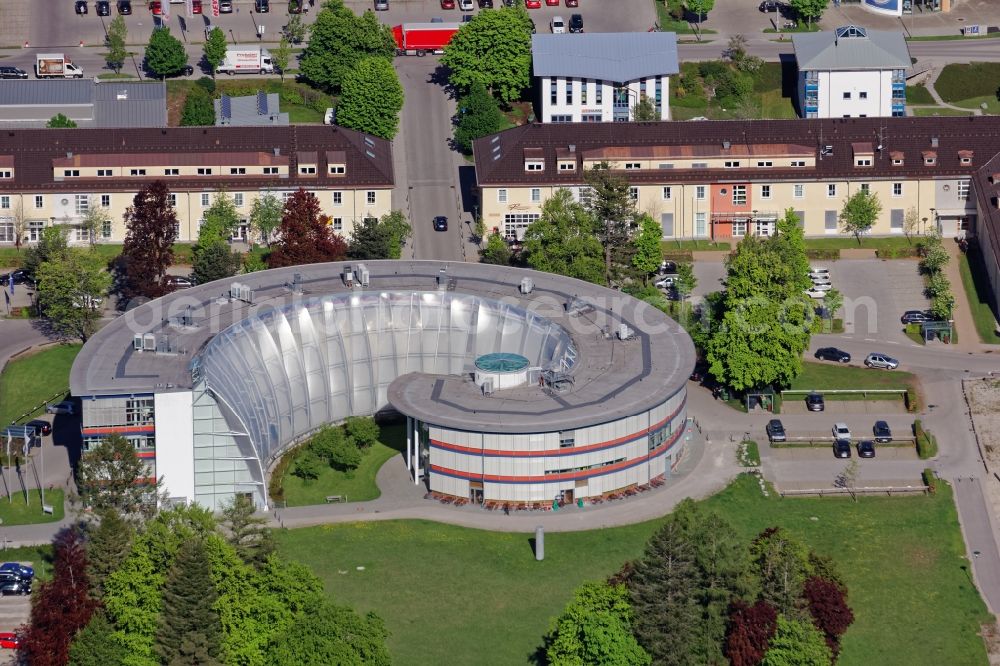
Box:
xmin=793 ymin=26 xmax=910 ymax=119
xmin=532 ymin=32 xmax=679 ymax=123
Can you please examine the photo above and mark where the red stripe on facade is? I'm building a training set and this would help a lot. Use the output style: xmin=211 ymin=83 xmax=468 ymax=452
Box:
xmin=82 ymin=425 xmax=155 ymax=435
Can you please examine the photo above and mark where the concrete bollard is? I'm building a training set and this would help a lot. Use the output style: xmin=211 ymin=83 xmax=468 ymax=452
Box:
xmin=535 ymin=525 xmax=544 ymax=561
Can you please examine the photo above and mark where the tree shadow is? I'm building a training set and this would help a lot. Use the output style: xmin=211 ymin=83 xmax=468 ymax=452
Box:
xmin=428 ymin=64 xmax=460 ymax=101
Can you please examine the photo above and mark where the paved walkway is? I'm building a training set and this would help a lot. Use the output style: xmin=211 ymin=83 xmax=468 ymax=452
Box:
xmin=921 ymin=66 xmax=983 ymax=116
xmin=946 ymin=242 xmax=993 ymax=352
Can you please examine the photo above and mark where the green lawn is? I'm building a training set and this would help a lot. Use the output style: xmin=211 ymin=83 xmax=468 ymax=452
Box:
xmin=0 ymin=243 xmax=194 ymax=270
xmin=653 ymin=0 xmax=715 ymax=35
xmin=912 ymin=107 xmax=975 ymax=117
xmin=0 ymin=344 xmax=81 ymax=427
xmin=935 ymin=63 xmax=1000 ymax=103
xmin=275 ymin=474 xmax=990 ymax=665
xmin=949 ymin=95 xmax=1000 ymax=114
xmin=906 ymin=84 xmax=936 ymax=105
xmin=661 ymin=239 xmax=730 ymax=252
xmin=802 ymin=236 xmax=918 ymax=252
xmin=788 ymin=361 xmax=918 ymax=401
xmin=280 ymin=424 xmax=405 ymax=506
xmin=0 ymin=489 xmax=64 ymax=525
xmin=957 ymin=248 xmax=1000 ymax=343
xmin=165 ymin=80 xmax=334 ymax=127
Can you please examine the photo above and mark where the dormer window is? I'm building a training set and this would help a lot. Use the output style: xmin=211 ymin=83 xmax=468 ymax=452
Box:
xmin=525 ymin=160 xmax=544 ymax=172
xmin=855 ymin=157 xmax=872 ymax=167
xmin=852 ymin=143 xmax=873 ymax=168
xmin=624 ymin=162 xmax=641 ymax=170
xmin=0 ymin=171 xmax=10 ymax=179
xmin=790 ymin=160 xmax=806 ymax=167
xmin=756 ymin=160 xmax=773 ymax=168
xmin=724 ymin=161 xmax=741 ymax=168
xmin=130 ymin=168 xmax=147 ymax=176
xmin=299 ymin=165 xmax=317 ymax=175
xmin=959 ymin=150 xmax=973 ymax=166
xmin=890 ymin=151 xmax=904 ymax=166
xmin=923 ymin=151 xmax=937 ymax=166
xmin=329 ymin=164 xmax=346 ymax=175
xmin=558 ymin=161 xmax=575 ymax=172
xmin=297 ymin=151 xmax=319 ymax=176
xmin=64 ymin=169 xmax=80 ymax=177
xmin=197 ymin=168 xmax=213 ymax=175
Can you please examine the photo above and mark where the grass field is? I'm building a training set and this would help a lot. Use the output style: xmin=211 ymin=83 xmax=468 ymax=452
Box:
xmin=0 ymin=344 xmax=81 ymax=427
xmin=0 ymin=490 xmax=64 ymax=525
xmin=165 ymin=80 xmax=334 ymax=127
xmin=949 ymin=95 xmax=1000 ymax=114
xmin=802 ymin=236 xmax=918 ymax=252
xmin=0 ymin=545 xmax=53 ymax=581
xmin=912 ymin=107 xmax=975 ymax=117
xmin=654 ymin=0 xmax=715 ymax=34
xmin=661 ymin=239 xmax=730 ymax=252
xmin=788 ymin=361 xmax=917 ymax=401
xmin=280 ymin=424 xmax=405 ymax=506
xmin=906 ymin=84 xmax=935 ymax=105
xmin=957 ymin=248 xmax=1000 ymax=344
xmin=275 ymin=474 xmax=990 ymax=665
xmin=0 ymin=244 xmax=194 ymax=270
xmin=935 ymin=63 xmax=1000 ymax=104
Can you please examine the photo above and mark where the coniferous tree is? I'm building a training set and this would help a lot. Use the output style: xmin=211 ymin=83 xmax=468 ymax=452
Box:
xmin=86 ymin=508 xmax=135 ymax=599
xmin=67 ymin=610 xmax=128 ymax=666
xmin=267 ymin=189 xmax=348 ymax=268
xmin=750 ymin=527 xmax=813 ymax=617
xmin=454 ymin=81 xmax=506 ymax=153
xmin=347 ymin=215 xmax=395 ymax=260
xmin=121 ymin=181 xmax=178 ymax=299
xmin=585 ymin=162 xmax=639 ymax=285
xmin=155 ymin=538 xmax=223 ymax=665
xmin=77 ymin=434 xmax=161 ymax=518
xmin=220 ymin=494 xmax=275 ymax=569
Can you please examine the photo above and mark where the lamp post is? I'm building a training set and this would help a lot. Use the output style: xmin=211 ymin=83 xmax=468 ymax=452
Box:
xmin=930 ymin=207 xmax=937 ymax=235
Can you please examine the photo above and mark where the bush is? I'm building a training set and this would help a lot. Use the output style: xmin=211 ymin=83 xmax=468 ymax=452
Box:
xmin=671 ymin=94 xmax=708 ymax=109
xmin=805 ymin=249 xmax=840 ymax=260
xmin=906 ymin=390 xmax=920 ymax=413
xmin=293 ymin=449 xmax=323 ymax=481
xmin=278 ymin=87 xmax=304 ymax=106
xmin=698 ymin=60 xmax=730 ymax=83
xmin=914 ymin=419 xmax=938 ymax=459
xmin=922 ymin=467 xmax=939 ymax=493
xmin=195 ymin=76 xmax=216 ymax=94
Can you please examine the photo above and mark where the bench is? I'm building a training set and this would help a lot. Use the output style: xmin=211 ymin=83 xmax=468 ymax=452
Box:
xmin=325 ymin=495 xmax=345 ymax=504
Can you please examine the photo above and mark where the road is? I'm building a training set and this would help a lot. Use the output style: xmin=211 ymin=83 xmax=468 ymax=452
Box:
xmin=676 ymin=37 xmax=1000 ymax=63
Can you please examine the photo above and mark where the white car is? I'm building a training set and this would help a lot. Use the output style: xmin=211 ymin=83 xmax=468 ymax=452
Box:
xmin=458 ymin=0 xmax=473 ymax=8
xmin=809 ymin=267 xmax=830 ymax=279
xmin=810 ymin=282 xmax=833 ymax=292
xmin=832 ymin=422 xmax=851 ymax=440
xmin=654 ymin=275 xmax=676 ymax=289
xmin=804 ymin=288 xmax=826 ymax=299
xmin=45 ymin=401 xmax=74 ymax=416
xmin=551 ymin=15 xmax=566 ymax=33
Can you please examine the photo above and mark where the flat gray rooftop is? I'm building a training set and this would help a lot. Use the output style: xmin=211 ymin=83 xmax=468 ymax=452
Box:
xmin=70 ymin=261 xmax=695 ymax=433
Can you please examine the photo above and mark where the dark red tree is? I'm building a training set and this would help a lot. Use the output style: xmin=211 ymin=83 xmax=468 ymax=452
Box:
xmin=804 ymin=576 xmax=854 ymax=658
xmin=267 ymin=189 xmax=348 ymax=268
xmin=21 ymin=527 xmax=98 ymax=666
xmin=724 ymin=599 xmax=778 ymax=666
xmin=606 ymin=559 xmax=635 ymax=587
xmin=121 ymin=180 xmax=178 ymax=299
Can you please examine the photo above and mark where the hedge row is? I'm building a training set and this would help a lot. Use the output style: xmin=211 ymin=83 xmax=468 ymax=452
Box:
xmin=914 ymin=419 xmax=939 ymax=459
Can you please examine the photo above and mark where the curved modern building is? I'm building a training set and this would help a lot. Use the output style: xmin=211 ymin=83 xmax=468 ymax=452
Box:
xmin=70 ymin=261 xmax=695 ymax=510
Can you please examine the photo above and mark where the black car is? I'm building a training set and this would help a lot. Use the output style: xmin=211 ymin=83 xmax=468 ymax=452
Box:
xmin=433 ymin=216 xmax=448 ymax=232
xmin=96 ymin=0 xmax=110 ymax=14
xmin=814 ymin=347 xmax=851 ymax=363
xmin=478 ymin=0 xmax=493 ymax=6
xmin=0 ymin=577 xmax=29 ymax=596
xmin=901 ymin=310 xmax=933 ymax=324
xmin=857 ymin=440 xmax=876 ymax=458
xmin=75 ymin=0 xmax=88 ymax=13
xmin=873 ymin=420 xmax=892 ymax=443
xmin=0 ymin=66 xmax=27 ymax=80
xmin=0 ymin=269 xmax=30 ymax=285
xmin=833 ymin=439 xmax=852 ymax=459
xmin=256 ymin=0 xmax=270 ymax=11
xmin=806 ymin=393 xmax=825 ymax=412
xmin=569 ymin=13 xmax=583 ymax=32
xmin=118 ymin=0 xmax=132 ymax=13
xmin=766 ymin=419 xmax=786 ymax=443
xmin=25 ymin=420 xmax=52 ymax=437
xmin=758 ymin=0 xmax=784 ymax=10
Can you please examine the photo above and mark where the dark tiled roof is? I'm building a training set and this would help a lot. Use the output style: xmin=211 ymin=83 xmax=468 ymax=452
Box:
xmin=973 ymin=155 xmax=1000 ymax=281
xmin=52 ymin=152 xmax=289 ymax=168
xmin=473 ymin=116 xmax=1000 ymax=187
xmin=0 ymin=125 xmax=393 ymax=192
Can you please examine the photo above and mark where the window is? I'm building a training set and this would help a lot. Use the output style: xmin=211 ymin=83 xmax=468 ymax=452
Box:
xmin=624 ymin=163 xmax=641 ymax=170
xmin=558 ymin=161 xmax=575 ymax=171
xmin=74 ymin=227 xmax=90 ymax=243
xmin=125 ymin=397 xmax=155 ymax=426
xmin=531 ymin=188 xmax=541 ymax=203
xmin=366 ymin=191 xmax=376 ymax=206
xmin=497 ymin=189 xmax=508 ymax=203
xmin=825 ymin=210 xmax=838 ymax=233
xmin=197 ymin=168 xmax=213 ymax=175
xmin=164 ymin=168 xmax=179 ymax=176
xmin=565 ymin=80 xmax=573 ymax=105
xmin=329 ymin=165 xmax=346 ymax=175
xmin=891 ymin=209 xmax=904 ymax=232
xmin=658 ymin=163 xmax=674 ymax=170
xmin=201 ymin=193 xmax=210 ymax=207
xmin=559 ymin=431 xmax=575 ymax=448
xmin=581 ymin=81 xmax=588 ymax=105
xmin=281 ymin=192 xmax=293 ymax=202
xmin=332 ymin=191 xmax=343 ymax=206
xmin=691 ymin=162 xmax=708 ymax=169
xmin=760 ymin=184 xmax=771 ymax=199
xmin=827 ymin=184 xmax=837 ymax=198
xmin=63 ymin=170 xmax=80 ymax=177
xmin=732 ymin=185 xmax=747 ymax=206
xmin=629 ymin=187 xmax=639 ymax=201
xmin=28 ymin=221 xmax=44 ymax=242
xmin=925 ymin=155 xmax=937 ymax=166
xmin=550 ymin=115 xmax=572 ymax=123
xmin=230 ymin=167 xmax=246 ymax=175
xmin=0 ymin=196 xmax=8 ymax=209
xmin=97 ymin=169 xmax=113 ymax=177
xmin=843 ymin=92 xmax=852 ymax=99
xmin=793 ymin=184 xmax=804 ymax=199
xmin=0 ymin=171 xmax=11 ymax=179
xmin=74 ymin=194 xmax=89 ymax=215
xmin=100 ymin=194 xmax=111 ymax=207
xmin=168 ymin=193 xmax=176 ymax=207
xmin=550 ymin=80 xmax=558 ymax=105
xmin=172 ymin=221 xmax=180 ymax=238
xmin=504 ymin=213 xmax=540 ymax=240
xmin=332 ymin=218 xmax=343 ymax=231
xmin=101 ymin=220 xmax=112 ymax=239
xmin=233 ymin=192 xmax=244 ymax=207
xmin=662 ymin=186 xmax=672 ymax=200
xmin=299 ymin=166 xmax=316 ymax=175
xmin=892 ymin=183 xmax=903 ymax=197
xmin=263 ymin=167 xmax=279 ymax=175
xmin=0 ymin=221 xmax=12 ymax=243
xmin=661 ymin=213 xmax=674 ymax=237
xmin=790 ymin=160 xmax=806 ymax=167
xmin=525 ymin=162 xmax=544 ymax=171
xmin=960 ymin=155 xmax=972 ymax=166
xmin=695 ymin=185 xmax=706 ymax=201
xmin=855 ymin=158 xmax=872 ymax=167
xmin=756 ymin=160 xmax=773 ymax=168
xmin=892 ymin=158 xmax=903 ymax=166
xmin=695 ymin=212 xmax=707 ymax=237
xmin=581 ymin=113 xmax=602 ymax=122
xmin=129 ymin=168 xmax=147 ymax=176
xmin=724 ymin=161 xmax=741 ymax=168
xmin=958 ymin=180 xmax=970 ymax=200
xmin=34 ymin=195 xmax=43 ymax=209
xmin=733 ymin=220 xmax=746 ymax=237
xmin=859 ymin=91 xmax=868 ymax=99
xmin=595 ymin=80 xmax=602 ymax=104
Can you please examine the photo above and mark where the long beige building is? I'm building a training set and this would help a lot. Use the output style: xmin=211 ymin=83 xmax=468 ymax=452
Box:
xmin=0 ymin=125 xmax=394 ymax=246
xmin=473 ymin=117 xmax=984 ymax=242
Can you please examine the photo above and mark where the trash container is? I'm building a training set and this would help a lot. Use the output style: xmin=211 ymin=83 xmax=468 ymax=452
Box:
xmin=577 ymin=498 xmax=584 ymax=508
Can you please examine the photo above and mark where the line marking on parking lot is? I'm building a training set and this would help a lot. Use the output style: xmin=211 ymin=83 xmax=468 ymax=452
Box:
xmin=864 ymin=338 xmax=878 ymax=342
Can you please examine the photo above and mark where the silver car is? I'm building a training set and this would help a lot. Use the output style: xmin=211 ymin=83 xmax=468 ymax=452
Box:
xmin=864 ymin=353 xmax=899 ymax=370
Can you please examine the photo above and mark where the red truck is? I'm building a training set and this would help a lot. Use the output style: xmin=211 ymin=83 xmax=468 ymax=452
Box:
xmin=392 ymin=22 xmax=463 ymax=56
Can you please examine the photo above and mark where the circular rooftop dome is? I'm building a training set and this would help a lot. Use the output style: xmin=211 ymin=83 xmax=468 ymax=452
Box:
xmin=474 ymin=352 xmax=532 ymax=391
xmin=475 ymin=353 xmax=530 ymax=373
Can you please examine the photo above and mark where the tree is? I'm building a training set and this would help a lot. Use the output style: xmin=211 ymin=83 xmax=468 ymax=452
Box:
xmin=523 ymin=188 xmax=605 ymax=284
xmin=293 ymin=448 xmax=323 ymax=481
xmin=86 ymin=508 xmax=135 ymax=599
xmin=674 ymin=262 xmax=697 ymax=303
xmin=265 ymin=601 xmax=391 ymax=666
xmin=156 ymin=538 xmax=223 ymax=665
xmin=440 ymin=6 xmax=534 ymax=103
xmin=481 ymin=232 xmax=512 ymax=265
xmin=631 ymin=95 xmax=659 ymax=121
xmin=220 ymin=494 xmax=275 ymax=568
xmin=328 ymin=437 xmax=363 ymax=473
xmin=750 ymin=527 xmax=813 ymax=616
xmin=47 ymin=113 xmax=77 ymax=128
xmin=920 ymin=232 xmax=949 ymax=275
xmin=22 ymin=528 xmax=98 ymax=666
xmin=585 ymin=163 xmax=639 ymax=285
xmin=68 ymin=610 xmax=128 ymax=666
xmin=144 ymin=27 xmax=188 ymax=79
xmin=285 ymin=13 xmax=307 ymax=44
xmin=803 ymin=576 xmax=853 ymax=656
xmin=180 ymin=86 xmax=216 ymax=126
xmin=761 ymin=615 xmax=833 ymax=666
xmin=632 ymin=214 xmax=663 ymax=281
xmin=77 ymin=434 xmax=162 ymax=517
xmin=193 ymin=242 xmax=242 ymax=285
xmin=249 ymin=193 xmax=283 ymax=246
xmin=379 ymin=210 xmax=412 ymax=258
xmin=273 ymin=35 xmax=292 ymax=81
xmin=267 ymin=190 xmax=349 ymax=268
xmin=726 ymin=599 xmax=778 ymax=666
xmin=345 ymin=416 xmax=380 ymax=448
xmin=22 ymin=225 xmax=69 ymax=279
xmin=121 ymin=181 xmax=178 ymax=299
xmin=203 ymin=27 xmax=227 ymax=77
xmin=903 ymin=206 xmax=919 ymax=244
xmin=8 ymin=200 xmax=26 ymax=254
xmin=545 ymin=582 xmax=651 ymax=666
xmin=789 ymin=0 xmax=829 ymax=26
xmin=822 ymin=288 xmax=842 ymax=330
xmin=80 ymin=203 xmax=110 ymax=247
xmin=455 ymin=81 xmax=507 ymax=153
xmin=348 ymin=216 xmax=394 ymax=260
xmin=299 ymin=0 xmax=396 ymax=93
xmin=839 ymin=190 xmax=882 ymax=245
xmin=337 ymin=57 xmax=404 ymax=140
xmin=685 ymin=0 xmax=715 ymax=33
xmin=106 ymin=16 xmax=128 ymax=73
xmin=37 ymin=249 xmax=111 ymax=342
xmin=193 ymin=192 xmax=242 ymax=284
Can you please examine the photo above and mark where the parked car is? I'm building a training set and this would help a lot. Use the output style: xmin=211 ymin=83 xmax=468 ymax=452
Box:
xmin=814 ymin=347 xmax=851 ymax=363
xmin=550 ymin=15 xmax=566 ymax=33
xmin=25 ymin=420 xmax=51 ymax=436
xmin=833 ymin=439 xmax=852 ymax=459
xmin=166 ymin=275 xmax=194 ymax=289
xmin=654 ymin=275 xmax=676 ymax=290
xmin=569 ymin=13 xmax=583 ymax=32
xmin=804 ymin=288 xmax=827 ymax=299
xmin=808 ymin=267 xmax=830 ymax=279
xmin=0 ymin=632 xmax=20 ymax=650
xmin=806 ymin=393 xmax=825 ymax=412
xmin=0 ymin=563 xmax=33 ymax=579
xmin=865 ymin=352 xmax=899 ymax=370
xmin=0 ymin=269 xmax=29 ymax=283
xmin=440 ymin=0 xmax=455 ymax=7
xmin=658 ymin=260 xmax=678 ymax=275
xmin=219 ymin=0 xmax=232 ymax=11
xmin=117 ymin=0 xmax=132 ymax=13
xmin=832 ymin=422 xmax=851 ymax=440
xmin=458 ymin=0 xmax=473 ymax=8
xmin=374 ymin=0 xmax=388 ymax=8
xmin=96 ymin=0 xmax=110 ymax=14
xmin=148 ymin=0 xmax=161 ymax=14
xmin=873 ymin=420 xmax=892 ymax=443
xmin=0 ymin=580 xmax=30 ymax=596
xmin=857 ymin=440 xmax=876 ymax=458
xmin=524 ymin=0 xmax=541 ymax=7
xmin=545 ymin=0 xmax=559 ymax=4
xmin=810 ymin=282 xmax=832 ymax=292
xmin=191 ymin=0 xmax=202 ymax=13
xmin=75 ymin=0 xmax=88 ymax=13
xmin=45 ymin=401 xmax=74 ymax=416
xmin=433 ymin=216 xmax=448 ymax=232
xmin=478 ymin=0 xmax=493 ymax=6
xmin=759 ymin=0 xmax=785 ymax=11
xmin=0 ymin=66 xmax=28 ymax=80
xmin=256 ymin=0 xmax=270 ymax=10
xmin=901 ymin=310 xmax=933 ymax=324
xmin=565 ymin=0 xmax=578 ymax=5
xmin=766 ymin=419 xmax=786 ymax=443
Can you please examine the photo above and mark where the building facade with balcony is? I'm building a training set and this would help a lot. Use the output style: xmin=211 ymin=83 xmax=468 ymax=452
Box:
xmin=531 ymin=32 xmax=678 ymax=123
xmin=0 ymin=126 xmax=394 ymax=247
xmin=793 ymin=26 xmax=909 ymax=119
xmin=472 ymin=117 xmax=992 ymax=243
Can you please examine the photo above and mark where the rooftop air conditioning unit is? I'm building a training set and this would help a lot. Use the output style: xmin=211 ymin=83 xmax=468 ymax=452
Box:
xmin=343 ymin=266 xmax=354 ymax=287
xmin=357 ymin=264 xmax=370 ymax=287
xmin=617 ymin=324 xmax=634 ymax=341
xmin=133 ymin=335 xmax=143 ymax=351
xmin=143 ymin=333 xmax=156 ymax=351
xmin=520 ymin=277 xmax=534 ymax=294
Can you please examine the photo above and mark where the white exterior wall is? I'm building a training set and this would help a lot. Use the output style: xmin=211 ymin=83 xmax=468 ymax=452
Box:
xmin=800 ymin=69 xmax=893 ymax=118
xmin=540 ymin=75 xmax=671 ymax=123
xmin=154 ymin=391 xmax=195 ymax=504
